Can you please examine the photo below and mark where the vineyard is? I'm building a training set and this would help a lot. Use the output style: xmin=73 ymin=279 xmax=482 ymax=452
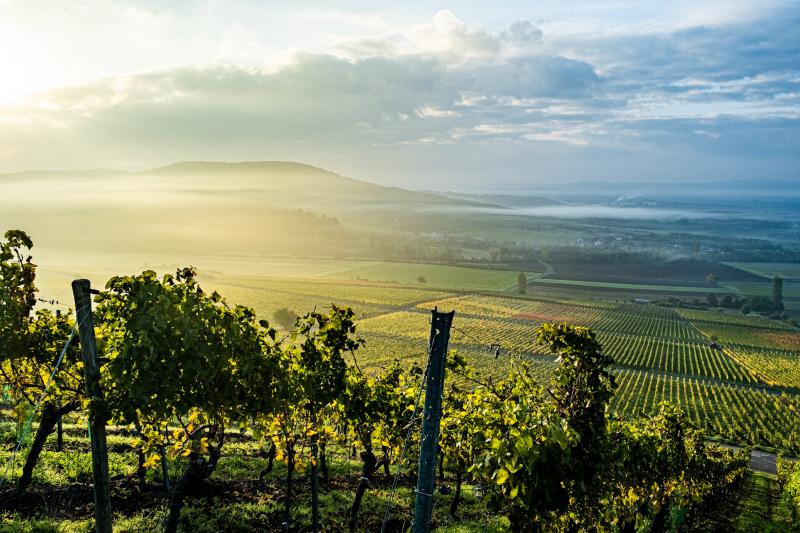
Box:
xmin=193 ymin=275 xmax=800 ymax=452
xmin=2 ymin=230 xmax=800 ymax=532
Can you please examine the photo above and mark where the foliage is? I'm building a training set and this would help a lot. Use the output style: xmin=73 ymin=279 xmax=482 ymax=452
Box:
xmin=517 ymin=272 xmax=527 ymax=294
xmin=605 ymin=403 xmax=749 ymax=530
xmin=253 ymin=305 xmax=363 ymax=529
xmin=96 ymin=267 xmax=281 ymax=532
xmin=777 ymin=457 xmax=800 ymax=527
xmin=0 ymin=230 xmax=83 ymax=412
xmin=773 ymin=276 xmax=784 ymax=310
xmin=97 ymin=268 xmax=279 ymax=448
xmin=338 ymin=361 xmax=422 ymax=530
xmin=0 ymin=230 xmax=83 ymax=492
xmin=536 ymin=322 xmax=616 ymax=514
xmin=463 ymin=363 xmax=577 ymax=531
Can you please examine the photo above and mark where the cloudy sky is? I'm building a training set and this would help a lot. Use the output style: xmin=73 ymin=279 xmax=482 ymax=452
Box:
xmin=1 ymin=1 xmax=798 ymax=189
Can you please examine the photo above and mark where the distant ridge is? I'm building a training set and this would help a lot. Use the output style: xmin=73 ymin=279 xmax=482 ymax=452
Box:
xmin=1 ymin=160 xmax=501 ymax=210
xmin=142 ymin=160 xmax=334 ymax=176
xmin=0 ymin=168 xmax=130 ymax=180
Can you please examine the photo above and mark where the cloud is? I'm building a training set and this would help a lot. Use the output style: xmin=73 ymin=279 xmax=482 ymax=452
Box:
xmin=295 ymin=8 xmax=388 ymax=31
xmin=0 ymin=7 xmax=798 ymax=187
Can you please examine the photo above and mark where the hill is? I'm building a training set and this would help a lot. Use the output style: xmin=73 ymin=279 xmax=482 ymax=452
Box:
xmin=141 ymin=161 xmax=488 ymax=210
xmin=0 ymin=161 xmax=489 ymax=258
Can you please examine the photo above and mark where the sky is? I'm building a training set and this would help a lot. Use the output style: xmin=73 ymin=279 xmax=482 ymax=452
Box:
xmin=0 ymin=0 xmax=798 ymax=189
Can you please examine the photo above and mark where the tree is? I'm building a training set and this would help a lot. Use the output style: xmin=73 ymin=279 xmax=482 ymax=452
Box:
xmin=707 ymin=293 xmax=718 ymax=307
xmin=272 ymin=307 xmax=299 ymax=330
xmin=706 ymin=272 xmax=719 ymax=285
xmin=96 ymin=268 xmax=280 ymax=533
xmin=773 ymin=276 xmax=784 ymax=310
xmin=0 ymin=230 xmax=84 ymax=494
xmin=417 ymin=275 xmax=427 ymax=284
xmin=517 ymin=272 xmax=527 ymax=294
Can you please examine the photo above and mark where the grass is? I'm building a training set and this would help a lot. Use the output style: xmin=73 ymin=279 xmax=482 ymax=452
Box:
xmin=722 ymin=280 xmax=800 ymax=301
xmin=729 ymin=472 xmax=795 ymax=532
xmin=320 ymin=261 xmax=539 ymax=291
xmin=0 ymin=415 xmax=506 ymax=533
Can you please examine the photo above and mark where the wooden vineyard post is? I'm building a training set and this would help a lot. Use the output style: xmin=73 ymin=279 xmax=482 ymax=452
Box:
xmin=413 ymin=308 xmax=455 ymax=533
xmin=55 ymin=310 xmax=64 ymax=452
xmin=72 ymin=280 xmax=113 ymax=533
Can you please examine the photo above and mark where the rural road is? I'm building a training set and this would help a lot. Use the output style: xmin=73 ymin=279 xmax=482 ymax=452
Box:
xmin=719 ymin=444 xmax=795 ymax=475
xmin=749 ymin=449 xmax=781 ymax=474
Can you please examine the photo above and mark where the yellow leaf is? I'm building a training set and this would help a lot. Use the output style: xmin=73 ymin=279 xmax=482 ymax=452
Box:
xmin=496 ymin=468 xmax=509 ymax=485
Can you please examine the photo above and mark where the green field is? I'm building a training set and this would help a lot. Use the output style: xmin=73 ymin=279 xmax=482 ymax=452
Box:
xmin=320 ymin=261 xmax=540 ymax=290
xmin=727 ymin=262 xmax=800 ymax=280
xmin=722 ymin=280 xmax=800 ymax=298
xmin=32 ymin=253 xmax=539 ymax=307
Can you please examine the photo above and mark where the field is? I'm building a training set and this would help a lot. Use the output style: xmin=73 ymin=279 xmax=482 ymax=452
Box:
xmin=6 ymin=253 xmax=800 ymax=531
xmin=527 ymin=277 xmax=728 ymax=294
xmin=319 ymin=262 xmax=540 ymax=290
xmin=31 ymin=254 xmax=537 ymax=307
xmin=723 ymin=262 xmax=800 ymax=314
xmin=726 ymin=262 xmax=800 ymax=280
xmin=723 ymin=281 xmax=800 ymax=297
xmin=544 ymin=260 xmax=763 ymax=287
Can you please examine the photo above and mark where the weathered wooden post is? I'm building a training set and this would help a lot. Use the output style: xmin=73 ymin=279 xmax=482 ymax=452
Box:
xmin=72 ymin=279 xmax=113 ymax=533
xmin=413 ymin=308 xmax=454 ymax=533
xmin=55 ymin=310 xmax=64 ymax=453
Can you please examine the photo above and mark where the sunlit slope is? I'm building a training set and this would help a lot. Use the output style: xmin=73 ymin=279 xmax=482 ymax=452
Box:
xmin=0 ymin=161 xmax=487 ymax=257
xmin=143 ymin=161 xmax=481 ymax=210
